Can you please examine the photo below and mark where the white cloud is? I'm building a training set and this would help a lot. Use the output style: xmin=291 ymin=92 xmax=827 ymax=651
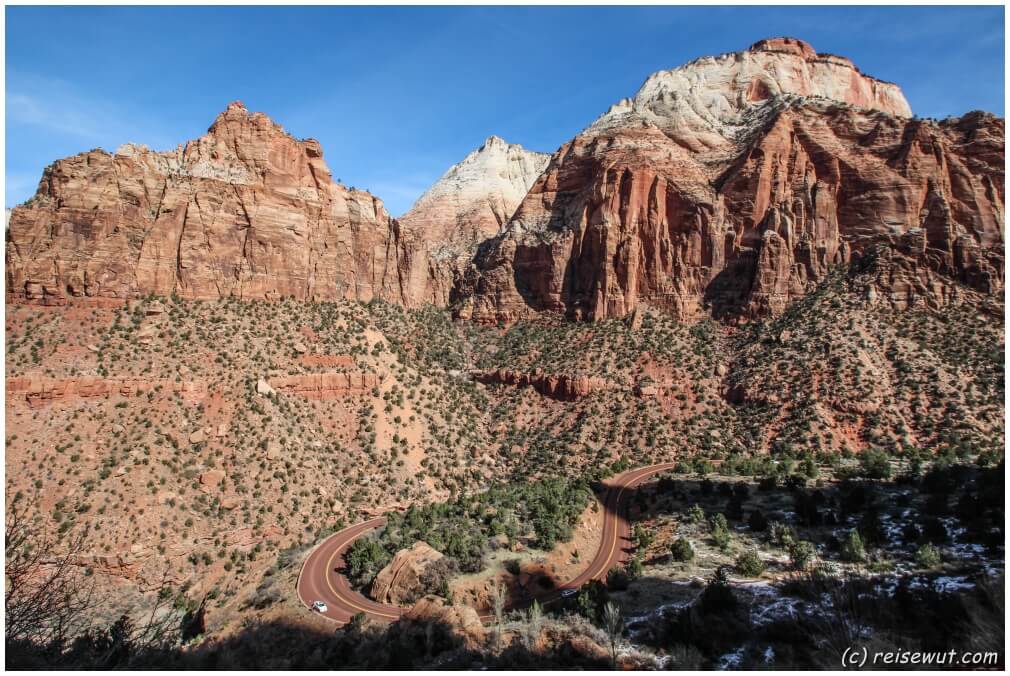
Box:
xmin=7 ymin=92 xmax=106 ymax=141
xmin=6 ymin=72 xmax=175 ymax=150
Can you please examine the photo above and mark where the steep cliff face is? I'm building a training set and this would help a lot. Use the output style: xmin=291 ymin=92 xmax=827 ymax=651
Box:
xmin=455 ymin=39 xmax=1004 ymax=323
xmin=6 ymin=102 xmax=420 ymax=306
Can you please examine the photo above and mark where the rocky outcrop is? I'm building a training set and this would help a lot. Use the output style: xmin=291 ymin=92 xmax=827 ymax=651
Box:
xmin=266 ymin=372 xmax=381 ymax=399
xmin=6 ymin=375 xmax=208 ymax=407
xmin=370 ymin=541 xmax=446 ymax=606
xmin=472 ymin=369 xmax=609 ymax=401
xmin=455 ymin=39 xmax=1004 ymax=323
xmin=6 ymin=102 xmax=423 ymax=307
xmin=298 ymin=354 xmax=355 ymax=368
xmin=588 ymin=36 xmax=910 ymax=151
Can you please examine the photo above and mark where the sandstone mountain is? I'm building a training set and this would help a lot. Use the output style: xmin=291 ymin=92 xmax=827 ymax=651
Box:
xmin=8 ymin=39 xmax=1003 ymax=326
xmin=455 ymin=37 xmax=1004 ymax=323
xmin=3 ymin=35 xmax=1004 ymax=660
xmin=6 ymin=102 xmax=424 ymax=306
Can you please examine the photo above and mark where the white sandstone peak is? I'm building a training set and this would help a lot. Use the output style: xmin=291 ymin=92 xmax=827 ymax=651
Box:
xmin=400 ymin=136 xmax=550 ymax=249
xmin=588 ymin=37 xmax=911 ymax=153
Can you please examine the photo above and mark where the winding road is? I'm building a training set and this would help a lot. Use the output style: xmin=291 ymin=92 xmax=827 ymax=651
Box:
xmin=296 ymin=462 xmax=676 ymax=624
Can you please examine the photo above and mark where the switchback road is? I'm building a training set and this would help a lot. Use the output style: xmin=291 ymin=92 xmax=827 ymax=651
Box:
xmin=296 ymin=462 xmax=676 ymax=624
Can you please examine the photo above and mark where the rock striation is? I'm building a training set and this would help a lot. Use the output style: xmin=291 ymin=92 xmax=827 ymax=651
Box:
xmin=6 ymin=102 xmax=422 ymax=306
xmin=455 ymin=38 xmax=1004 ymax=323
xmin=6 ymin=39 xmax=1004 ymax=325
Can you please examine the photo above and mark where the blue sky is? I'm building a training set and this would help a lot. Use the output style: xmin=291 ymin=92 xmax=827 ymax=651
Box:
xmin=5 ymin=5 xmax=1004 ymax=215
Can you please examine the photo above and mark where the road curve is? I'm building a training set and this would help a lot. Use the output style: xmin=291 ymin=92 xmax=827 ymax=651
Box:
xmin=296 ymin=462 xmax=676 ymax=624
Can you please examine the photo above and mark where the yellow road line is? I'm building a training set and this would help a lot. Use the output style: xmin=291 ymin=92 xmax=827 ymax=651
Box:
xmin=307 ymin=462 xmax=675 ymax=621
xmin=325 ymin=536 xmax=401 ymax=620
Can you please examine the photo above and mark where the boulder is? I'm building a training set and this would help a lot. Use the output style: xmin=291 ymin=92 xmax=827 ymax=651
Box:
xmin=199 ymin=470 xmax=224 ymax=487
xmin=256 ymin=378 xmax=276 ymax=396
xmin=371 ymin=541 xmax=446 ymax=605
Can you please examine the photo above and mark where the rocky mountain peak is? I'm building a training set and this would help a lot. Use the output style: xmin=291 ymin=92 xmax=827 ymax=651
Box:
xmin=589 ymin=37 xmax=912 ymax=153
xmin=399 ymin=136 xmax=550 ymax=248
xmin=480 ymin=134 xmax=508 ymax=149
xmin=747 ymin=36 xmax=817 ymax=59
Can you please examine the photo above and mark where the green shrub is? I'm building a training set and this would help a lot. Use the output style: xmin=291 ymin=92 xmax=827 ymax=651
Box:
xmin=841 ymin=530 xmax=867 ymax=563
xmin=859 ymin=448 xmax=892 ymax=479
xmin=687 ymin=504 xmax=705 ymax=524
xmin=734 ymin=549 xmax=766 ymax=577
xmin=670 ymin=537 xmax=695 ymax=562
xmin=788 ymin=540 xmax=816 ymax=570
xmin=710 ymin=513 xmax=731 ymax=551
xmin=915 ymin=543 xmax=941 ymax=568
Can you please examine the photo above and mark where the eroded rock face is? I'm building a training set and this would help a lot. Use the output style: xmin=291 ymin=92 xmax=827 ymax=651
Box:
xmin=266 ymin=371 xmax=381 ymax=399
xmin=588 ymin=36 xmax=911 ymax=152
xmin=7 ymin=39 xmax=1004 ymax=326
xmin=456 ymin=39 xmax=1004 ymax=323
xmin=371 ymin=541 xmax=446 ymax=606
xmin=472 ymin=369 xmax=609 ymax=401
xmin=6 ymin=375 xmax=208 ymax=407
xmin=402 ymin=595 xmax=487 ymax=650
xmin=6 ymin=102 xmax=420 ymax=306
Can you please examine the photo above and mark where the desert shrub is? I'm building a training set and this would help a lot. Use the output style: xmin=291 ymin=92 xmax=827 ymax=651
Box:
xmin=914 ymin=543 xmax=941 ymax=569
xmin=788 ymin=540 xmax=816 ymax=570
xmin=345 ymin=537 xmax=389 ymax=586
xmin=670 ymin=537 xmax=695 ymax=562
xmin=734 ymin=549 xmax=765 ymax=577
xmin=840 ymin=530 xmax=866 ymax=563
xmin=858 ymin=449 xmax=892 ymax=479
xmin=606 ymin=567 xmax=631 ymax=591
xmin=699 ymin=566 xmax=736 ymax=614
xmin=709 ymin=513 xmax=731 ymax=551
xmin=687 ymin=504 xmax=705 ymax=524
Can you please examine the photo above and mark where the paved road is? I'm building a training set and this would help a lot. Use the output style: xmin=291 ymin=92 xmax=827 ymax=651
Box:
xmin=296 ymin=462 xmax=677 ymax=624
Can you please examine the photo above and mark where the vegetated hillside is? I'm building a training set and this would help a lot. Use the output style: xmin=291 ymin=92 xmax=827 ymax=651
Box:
xmin=5 ymin=297 xmax=496 ymax=633
xmin=726 ymin=256 xmax=1004 ymax=461
xmin=6 ymin=249 xmax=1003 ymax=642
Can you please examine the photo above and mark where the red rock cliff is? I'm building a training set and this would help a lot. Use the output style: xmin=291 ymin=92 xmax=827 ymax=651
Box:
xmin=454 ymin=40 xmax=1004 ymax=323
xmin=6 ymin=102 xmax=424 ymax=306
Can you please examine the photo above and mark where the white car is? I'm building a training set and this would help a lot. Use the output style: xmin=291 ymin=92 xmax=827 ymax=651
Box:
xmin=561 ymin=588 xmax=578 ymax=598
xmin=311 ymin=600 xmax=328 ymax=613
